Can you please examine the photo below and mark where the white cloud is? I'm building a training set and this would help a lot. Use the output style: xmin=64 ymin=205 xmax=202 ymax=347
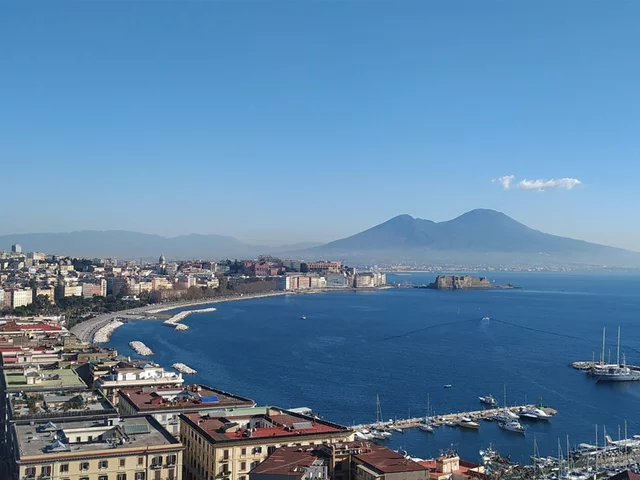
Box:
xmin=492 ymin=175 xmax=581 ymax=191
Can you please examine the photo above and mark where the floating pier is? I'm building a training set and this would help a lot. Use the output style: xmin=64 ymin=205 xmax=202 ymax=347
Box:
xmin=352 ymin=404 xmax=557 ymax=432
xmin=129 ymin=341 xmax=154 ymax=356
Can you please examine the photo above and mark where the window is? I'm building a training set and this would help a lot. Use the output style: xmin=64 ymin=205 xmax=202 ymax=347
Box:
xmin=239 ymin=476 xmax=246 ymax=480
xmin=118 ymin=475 xmax=127 ymax=480
xmin=25 ymin=467 xmax=36 ymax=478
xmin=267 ymin=446 xmax=276 ymax=454
xmin=241 ymin=462 xmax=246 ymax=471
xmin=135 ymin=473 xmax=146 ymax=480
xmin=80 ymin=462 xmax=90 ymax=471
xmin=253 ymin=446 xmax=262 ymax=454
xmin=99 ymin=460 xmax=109 ymax=469
xmin=154 ymin=471 xmax=161 ymax=480
xmin=223 ymin=449 xmax=229 ymax=460
xmin=99 ymin=476 xmax=108 ymax=480
xmin=41 ymin=466 xmax=52 ymax=477
xmin=166 ymin=454 xmax=177 ymax=465
xmin=88 ymin=435 xmax=94 ymax=441
xmin=76 ymin=436 xmax=82 ymax=443
xmin=168 ymin=470 xmax=175 ymax=480
xmin=137 ymin=457 xmax=144 ymax=466
xmin=60 ymin=464 xmax=69 ymax=473
xmin=80 ymin=477 xmax=89 ymax=480
xmin=152 ymin=456 xmax=162 ymax=467
xmin=120 ymin=458 xmax=126 ymax=468
xmin=241 ymin=448 xmax=247 ymax=456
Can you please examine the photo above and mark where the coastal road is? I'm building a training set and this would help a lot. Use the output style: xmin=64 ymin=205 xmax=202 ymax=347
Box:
xmin=70 ymin=292 xmax=289 ymax=344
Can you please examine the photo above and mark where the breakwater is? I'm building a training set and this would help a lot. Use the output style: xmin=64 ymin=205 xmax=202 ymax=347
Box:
xmin=129 ymin=341 xmax=154 ymax=356
xmin=172 ymin=363 xmax=197 ymax=374
xmin=93 ymin=320 xmax=124 ymax=343
xmin=163 ymin=307 xmax=217 ymax=329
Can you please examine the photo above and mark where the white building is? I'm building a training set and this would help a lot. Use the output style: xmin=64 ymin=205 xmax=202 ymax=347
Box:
xmin=11 ymin=288 xmax=33 ymax=308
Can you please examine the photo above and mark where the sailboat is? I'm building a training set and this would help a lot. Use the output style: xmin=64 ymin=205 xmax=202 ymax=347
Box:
xmin=419 ymin=393 xmax=434 ymax=433
xmin=493 ymin=384 xmax=518 ymax=422
xmin=595 ymin=327 xmax=640 ymax=382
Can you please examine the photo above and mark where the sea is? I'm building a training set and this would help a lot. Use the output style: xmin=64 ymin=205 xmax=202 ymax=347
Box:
xmin=106 ymin=272 xmax=640 ymax=464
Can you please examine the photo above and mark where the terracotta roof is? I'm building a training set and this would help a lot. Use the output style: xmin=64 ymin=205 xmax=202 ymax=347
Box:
xmin=608 ymin=471 xmax=640 ymax=480
xmin=119 ymin=385 xmax=254 ymax=412
xmin=251 ymin=447 xmax=323 ymax=476
xmin=354 ymin=444 xmax=428 ymax=474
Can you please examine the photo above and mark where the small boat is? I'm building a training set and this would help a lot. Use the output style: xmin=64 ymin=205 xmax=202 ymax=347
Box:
xmin=445 ymin=421 xmax=456 ymax=427
xmin=369 ymin=431 xmax=386 ymax=440
xmin=482 ymin=316 xmax=490 ymax=321
xmin=457 ymin=419 xmax=480 ymax=430
xmin=499 ymin=421 xmax=526 ymax=434
xmin=300 ymin=315 xmax=306 ymax=320
xmin=479 ymin=394 xmax=498 ymax=407
xmin=443 ymin=384 xmax=452 ymax=388
xmin=419 ymin=423 xmax=434 ymax=433
xmin=355 ymin=431 xmax=372 ymax=440
xmin=493 ymin=410 xmax=519 ymax=423
xmin=460 ymin=416 xmax=473 ymax=422
xmin=392 ymin=427 xmax=403 ymax=433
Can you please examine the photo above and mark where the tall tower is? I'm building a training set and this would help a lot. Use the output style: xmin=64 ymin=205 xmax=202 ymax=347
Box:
xmin=11 ymin=244 xmax=22 ymax=254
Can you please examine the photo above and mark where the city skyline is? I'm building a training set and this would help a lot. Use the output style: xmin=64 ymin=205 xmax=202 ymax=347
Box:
xmin=2 ymin=2 xmax=640 ymax=249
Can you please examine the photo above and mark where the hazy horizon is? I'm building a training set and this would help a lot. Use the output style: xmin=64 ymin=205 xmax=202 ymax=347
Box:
xmin=3 ymin=2 xmax=640 ymax=250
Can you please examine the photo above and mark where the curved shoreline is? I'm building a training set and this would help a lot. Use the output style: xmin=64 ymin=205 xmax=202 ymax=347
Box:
xmin=70 ymin=291 xmax=290 ymax=344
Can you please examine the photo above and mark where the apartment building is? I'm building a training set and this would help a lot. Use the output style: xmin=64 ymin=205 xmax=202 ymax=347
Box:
xmin=179 ymin=407 xmax=353 ymax=480
xmin=118 ymin=385 xmax=255 ymax=436
xmin=12 ymin=416 xmax=183 ymax=480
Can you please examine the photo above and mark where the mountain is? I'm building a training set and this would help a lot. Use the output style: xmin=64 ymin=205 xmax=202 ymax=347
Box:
xmin=0 ymin=231 xmax=254 ymax=260
xmin=310 ymin=209 xmax=640 ymax=266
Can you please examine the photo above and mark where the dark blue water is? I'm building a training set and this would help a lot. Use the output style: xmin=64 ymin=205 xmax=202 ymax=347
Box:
xmin=108 ymin=272 xmax=640 ymax=464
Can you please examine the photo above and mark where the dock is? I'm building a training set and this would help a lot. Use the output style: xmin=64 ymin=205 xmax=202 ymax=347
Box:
xmin=352 ymin=405 xmax=557 ymax=431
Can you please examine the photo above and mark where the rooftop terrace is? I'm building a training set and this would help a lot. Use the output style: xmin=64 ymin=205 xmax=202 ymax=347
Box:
xmin=9 ymin=389 xmax=116 ymax=421
xmin=3 ymin=366 xmax=87 ymax=391
xmin=119 ymin=384 xmax=255 ymax=412
xmin=182 ymin=407 xmax=351 ymax=443
xmin=14 ymin=416 xmax=181 ymax=459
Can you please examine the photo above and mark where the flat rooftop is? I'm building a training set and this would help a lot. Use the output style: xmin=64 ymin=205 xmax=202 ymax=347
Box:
xmin=119 ymin=384 xmax=255 ymax=412
xmin=14 ymin=416 xmax=180 ymax=459
xmin=9 ymin=389 xmax=116 ymax=420
xmin=183 ymin=407 xmax=350 ymax=443
xmin=3 ymin=367 xmax=87 ymax=391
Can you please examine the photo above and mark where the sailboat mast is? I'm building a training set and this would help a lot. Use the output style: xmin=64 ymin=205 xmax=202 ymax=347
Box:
xmin=617 ymin=326 xmax=621 ymax=366
xmin=602 ymin=327 xmax=606 ymax=364
xmin=503 ymin=384 xmax=507 ymax=408
xmin=376 ymin=394 xmax=382 ymax=424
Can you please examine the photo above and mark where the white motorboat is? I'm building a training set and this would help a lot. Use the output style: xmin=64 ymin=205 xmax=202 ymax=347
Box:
xmin=460 ymin=416 xmax=473 ymax=422
xmin=419 ymin=423 xmax=434 ymax=433
xmin=499 ymin=421 xmax=526 ymax=433
xmin=493 ymin=410 xmax=518 ymax=422
xmin=369 ymin=431 xmax=386 ymax=440
xmin=457 ymin=419 xmax=480 ymax=430
xmin=355 ymin=431 xmax=372 ymax=440
xmin=479 ymin=394 xmax=498 ymax=407
xmin=520 ymin=408 xmax=552 ymax=420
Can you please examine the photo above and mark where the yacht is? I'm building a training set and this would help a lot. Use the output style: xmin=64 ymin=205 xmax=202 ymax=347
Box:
xmin=457 ymin=419 xmax=480 ymax=430
xmin=443 ymin=384 xmax=452 ymax=388
xmin=493 ymin=410 xmax=519 ymax=423
xmin=594 ymin=327 xmax=640 ymax=382
xmin=479 ymin=394 xmax=498 ymax=407
xmin=369 ymin=431 xmax=387 ymax=440
xmin=498 ymin=420 xmax=526 ymax=433
xmin=519 ymin=408 xmax=552 ymax=421
xmin=300 ymin=315 xmax=306 ymax=320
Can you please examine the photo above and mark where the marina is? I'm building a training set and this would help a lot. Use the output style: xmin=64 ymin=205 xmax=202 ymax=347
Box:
xmin=128 ymin=340 xmax=154 ymax=356
xmin=352 ymin=404 xmax=557 ymax=434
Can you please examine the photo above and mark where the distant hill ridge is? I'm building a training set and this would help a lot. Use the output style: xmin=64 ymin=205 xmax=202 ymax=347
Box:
xmin=1 ymin=209 xmax=637 ymax=266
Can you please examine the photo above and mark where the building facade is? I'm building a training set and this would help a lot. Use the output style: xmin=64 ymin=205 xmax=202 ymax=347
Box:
xmin=180 ymin=407 xmax=353 ymax=480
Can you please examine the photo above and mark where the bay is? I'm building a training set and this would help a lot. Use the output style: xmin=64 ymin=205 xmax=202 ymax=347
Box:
xmin=107 ymin=272 xmax=640 ymax=464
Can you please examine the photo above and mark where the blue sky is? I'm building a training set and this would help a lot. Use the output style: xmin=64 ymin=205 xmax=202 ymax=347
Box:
xmin=2 ymin=1 xmax=639 ymax=249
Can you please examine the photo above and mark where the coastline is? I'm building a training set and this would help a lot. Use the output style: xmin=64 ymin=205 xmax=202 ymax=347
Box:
xmin=70 ymin=291 xmax=290 ymax=344
xmin=70 ymin=287 xmax=393 ymax=344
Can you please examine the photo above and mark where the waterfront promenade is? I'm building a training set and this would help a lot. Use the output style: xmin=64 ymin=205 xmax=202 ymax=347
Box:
xmin=70 ymin=291 xmax=289 ymax=343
